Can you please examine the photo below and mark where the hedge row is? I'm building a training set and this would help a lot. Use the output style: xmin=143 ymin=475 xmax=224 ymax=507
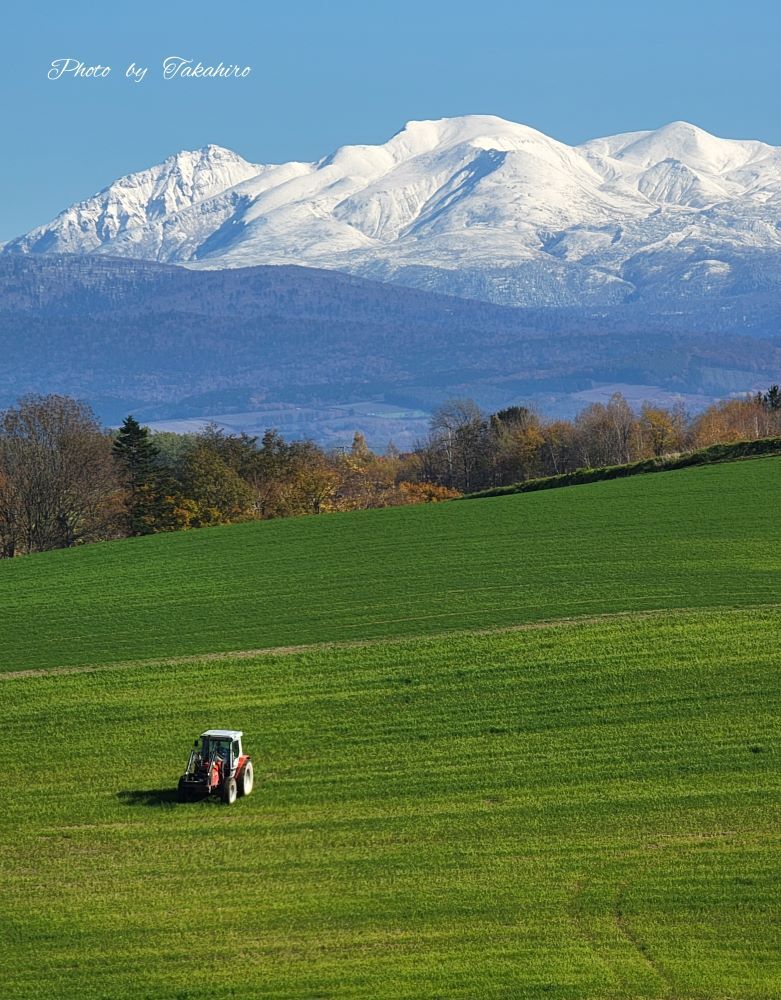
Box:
xmin=464 ymin=436 xmax=781 ymax=500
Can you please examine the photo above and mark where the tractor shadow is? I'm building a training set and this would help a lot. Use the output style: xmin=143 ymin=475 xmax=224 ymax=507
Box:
xmin=117 ymin=788 xmax=185 ymax=807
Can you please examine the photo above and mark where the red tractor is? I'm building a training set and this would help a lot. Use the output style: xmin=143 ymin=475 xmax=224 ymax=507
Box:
xmin=177 ymin=729 xmax=253 ymax=804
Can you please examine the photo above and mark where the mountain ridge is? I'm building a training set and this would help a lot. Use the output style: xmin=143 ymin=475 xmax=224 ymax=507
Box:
xmin=9 ymin=116 xmax=781 ymax=308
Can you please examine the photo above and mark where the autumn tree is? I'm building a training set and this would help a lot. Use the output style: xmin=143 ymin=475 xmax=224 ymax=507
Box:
xmin=178 ymin=444 xmax=255 ymax=524
xmin=237 ymin=431 xmax=336 ymax=518
xmin=575 ymin=393 xmax=639 ymax=467
xmin=331 ymin=432 xmax=404 ymax=510
xmin=280 ymin=443 xmax=341 ymax=515
xmin=489 ymin=406 xmax=544 ymax=484
xmin=422 ymin=399 xmax=491 ymax=492
xmin=691 ymin=397 xmax=776 ymax=447
xmin=638 ymin=402 xmax=686 ymax=457
xmin=0 ymin=395 xmax=121 ymax=555
xmin=236 ymin=429 xmax=289 ymax=518
xmin=195 ymin=424 xmax=260 ymax=480
xmin=539 ymin=419 xmax=578 ymax=476
xmin=398 ymin=481 xmax=462 ymax=503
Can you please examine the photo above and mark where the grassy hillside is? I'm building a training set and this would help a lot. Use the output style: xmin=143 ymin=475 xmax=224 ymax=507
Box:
xmin=2 ymin=457 xmax=781 ymax=672
xmin=3 ymin=458 xmax=779 ymax=998
xmin=2 ymin=609 xmax=779 ymax=999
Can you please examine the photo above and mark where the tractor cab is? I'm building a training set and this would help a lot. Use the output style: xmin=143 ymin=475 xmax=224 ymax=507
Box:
xmin=199 ymin=731 xmax=242 ymax=769
xmin=178 ymin=729 xmax=253 ymax=805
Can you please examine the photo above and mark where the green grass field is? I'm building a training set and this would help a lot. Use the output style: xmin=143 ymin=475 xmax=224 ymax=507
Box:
xmin=1 ymin=457 xmax=780 ymax=672
xmin=2 ymin=458 xmax=780 ymax=998
xmin=2 ymin=611 xmax=779 ymax=999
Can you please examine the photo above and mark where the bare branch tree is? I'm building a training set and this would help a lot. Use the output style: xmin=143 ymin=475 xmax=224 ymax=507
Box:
xmin=0 ymin=395 xmax=122 ymax=555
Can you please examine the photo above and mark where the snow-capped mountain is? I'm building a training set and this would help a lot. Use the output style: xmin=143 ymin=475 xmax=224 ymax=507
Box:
xmin=11 ymin=145 xmax=263 ymax=258
xmin=8 ymin=116 xmax=781 ymax=308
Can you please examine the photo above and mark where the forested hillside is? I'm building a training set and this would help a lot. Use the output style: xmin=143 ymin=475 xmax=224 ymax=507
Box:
xmin=2 ymin=256 xmax=779 ymax=437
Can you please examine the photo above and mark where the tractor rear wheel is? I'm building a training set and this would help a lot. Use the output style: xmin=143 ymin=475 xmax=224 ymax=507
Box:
xmin=239 ymin=761 xmax=254 ymax=797
xmin=221 ymin=775 xmax=237 ymax=805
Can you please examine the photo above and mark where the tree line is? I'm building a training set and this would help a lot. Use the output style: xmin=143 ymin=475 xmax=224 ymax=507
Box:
xmin=1 ymin=386 xmax=779 ymax=557
xmin=415 ymin=387 xmax=781 ymax=493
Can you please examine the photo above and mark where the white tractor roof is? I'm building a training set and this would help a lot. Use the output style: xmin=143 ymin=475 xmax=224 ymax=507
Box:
xmin=201 ymin=729 xmax=243 ymax=740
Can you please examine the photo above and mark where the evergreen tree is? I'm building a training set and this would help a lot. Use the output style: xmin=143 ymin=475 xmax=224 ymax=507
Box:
xmin=112 ymin=416 xmax=162 ymax=535
xmin=764 ymin=385 xmax=781 ymax=411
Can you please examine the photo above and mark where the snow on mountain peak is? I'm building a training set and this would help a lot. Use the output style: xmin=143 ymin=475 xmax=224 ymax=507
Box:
xmin=385 ymin=115 xmax=556 ymax=159
xmin=7 ymin=116 xmax=781 ymax=308
xmin=10 ymin=144 xmax=260 ymax=256
xmin=581 ymin=120 xmax=771 ymax=175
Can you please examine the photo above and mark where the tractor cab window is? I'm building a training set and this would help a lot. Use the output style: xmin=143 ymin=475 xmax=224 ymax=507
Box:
xmin=232 ymin=740 xmax=240 ymax=761
xmin=200 ymin=737 xmax=234 ymax=765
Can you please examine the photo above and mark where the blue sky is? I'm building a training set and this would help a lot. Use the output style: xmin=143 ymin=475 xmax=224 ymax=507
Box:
xmin=2 ymin=0 xmax=781 ymax=240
